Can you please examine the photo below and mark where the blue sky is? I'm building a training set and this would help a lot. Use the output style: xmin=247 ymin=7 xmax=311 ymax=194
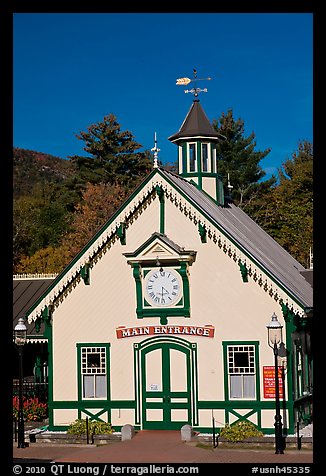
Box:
xmin=13 ymin=13 xmax=313 ymax=180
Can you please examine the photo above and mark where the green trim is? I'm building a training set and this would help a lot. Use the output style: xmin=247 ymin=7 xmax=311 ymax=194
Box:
xmin=238 ymin=260 xmax=248 ymax=282
xmin=210 ymin=143 xmax=215 ymax=173
xmin=44 ymin=319 xmax=54 ymax=429
xmin=196 ymin=142 xmax=202 ymax=188
xmin=80 ymin=263 xmax=90 ymax=285
xmin=132 ymin=263 xmax=143 ymax=318
xmin=155 ymin=185 xmax=165 ymax=234
xmin=51 ymin=400 xmax=136 ymax=409
xmin=181 ymin=142 xmax=187 ymax=174
xmin=116 ymin=223 xmax=126 ymax=245
xmin=198 ymin=222 xmax=207 ymax=243
xmin=217 ymin=177 xmax=225 ymax=206
xmin=281 ymin=303 xmax=296 ymax=434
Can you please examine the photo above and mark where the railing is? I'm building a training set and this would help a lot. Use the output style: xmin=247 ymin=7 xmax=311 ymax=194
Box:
xmin=13 ymin=380 xmax=48 ymax=403
xmin=294 ymin=393 xmax=313 ymax=427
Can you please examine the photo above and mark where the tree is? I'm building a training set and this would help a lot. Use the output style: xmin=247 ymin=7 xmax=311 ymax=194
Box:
xmin=59 ymin=182 xmax=129 ymax=260
xmin=245 ymin=140 xmax=313 ymax=267
xmin=13 ymin=183 xmax=73 ymax=271
xmin=14 ymin=182 xmax=130 ymax=274
xmin=212 ymin=109 xmax=275 ymax=206
xmin=69 ymin=113 xmax=153 ymax=191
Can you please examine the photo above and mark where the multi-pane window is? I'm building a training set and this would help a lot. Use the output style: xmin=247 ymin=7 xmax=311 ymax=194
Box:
xmin=81 ymin=346 xmax=107 ymax=399
xmin=228 ymin=345 xmax=256 ymax=399
xmin=189 ymin=143 xmax=197 ymax=172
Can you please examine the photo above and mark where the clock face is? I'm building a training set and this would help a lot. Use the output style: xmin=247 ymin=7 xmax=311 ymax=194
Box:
xmin=144 ymin=269 xmax=182 ymax=307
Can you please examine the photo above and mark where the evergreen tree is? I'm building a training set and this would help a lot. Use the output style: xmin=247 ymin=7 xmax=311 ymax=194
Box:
xmin=212 ymin=109 xmax=274 ymax=206
xmin=69 ymin=113 xmax=153 ymax=191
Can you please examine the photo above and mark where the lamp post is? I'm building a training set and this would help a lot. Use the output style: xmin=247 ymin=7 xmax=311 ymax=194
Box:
xmin=14 ymin=317 xmax=27 ymax=448
xmin=266 ymin=312 xmax=284 ymax=454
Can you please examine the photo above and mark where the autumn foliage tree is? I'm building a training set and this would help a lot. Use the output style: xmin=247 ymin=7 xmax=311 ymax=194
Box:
xmin=245 ymin=140 xmax=313 ymax=267
xmin=15 ymin=182 xmax=129 ymax=274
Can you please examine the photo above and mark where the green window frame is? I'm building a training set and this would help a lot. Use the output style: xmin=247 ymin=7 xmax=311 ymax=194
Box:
xmin=76 ymin=343 xmax=110 ymax=400
xmin=223 ymin=341 xmax=260 ymax=401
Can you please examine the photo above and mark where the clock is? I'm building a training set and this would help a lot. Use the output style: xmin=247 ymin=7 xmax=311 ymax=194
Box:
xmin=144 ymin=268 xmax=182 ymax=307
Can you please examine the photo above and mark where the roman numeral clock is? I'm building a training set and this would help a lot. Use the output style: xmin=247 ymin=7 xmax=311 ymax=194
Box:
xmin=145 ymin=268 xmax=181 ymax=307
xmin=124 ymin=233 xmax=196 ymax=325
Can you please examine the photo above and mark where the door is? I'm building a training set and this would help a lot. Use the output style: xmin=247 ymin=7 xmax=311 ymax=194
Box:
xmin=141 ymin=342 xmax=191 ymax=430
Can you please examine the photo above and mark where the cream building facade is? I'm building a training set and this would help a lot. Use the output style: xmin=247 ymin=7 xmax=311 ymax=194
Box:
xmin=25 ymin=99 xmax=313 ymax=434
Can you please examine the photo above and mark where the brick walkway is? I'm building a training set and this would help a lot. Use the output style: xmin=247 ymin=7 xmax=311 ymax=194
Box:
xmin=13 ymin=430 xmax=313 ymax=464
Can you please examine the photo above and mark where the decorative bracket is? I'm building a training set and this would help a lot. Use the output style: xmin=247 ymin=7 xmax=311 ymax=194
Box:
xmin=80 ymin=263 xmax=90 ymax=285
xmin=116 ymin=223 xmax=126 ymax=245
xmin=198 ymin=222 xmax=207 ymax=243
xmin=238 ymin=260 xmax=248 ymax=282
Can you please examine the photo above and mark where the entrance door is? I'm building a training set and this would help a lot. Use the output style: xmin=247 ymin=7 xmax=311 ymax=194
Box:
xmin=141 ymin=342 xmax=191 ymax=430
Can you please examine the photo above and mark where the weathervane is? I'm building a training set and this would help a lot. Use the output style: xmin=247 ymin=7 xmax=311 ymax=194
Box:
xmin=151 ymin=132 xmax=160 ymax=168
xmin=176 ymin=69 xmax=212 ymax=97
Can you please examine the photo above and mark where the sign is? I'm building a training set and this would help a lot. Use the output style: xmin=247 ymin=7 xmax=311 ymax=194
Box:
xmin=116 ymin=325 xmax=215 ymax=339
xmin=263 ymin=366 xmax=284 ymax=399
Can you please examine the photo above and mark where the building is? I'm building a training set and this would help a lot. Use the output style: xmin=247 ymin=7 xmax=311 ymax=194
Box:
xmin=13 ymin=274 xmax=54 ymax=399
xmin=23 ymin=95 xmax=313 ymax=434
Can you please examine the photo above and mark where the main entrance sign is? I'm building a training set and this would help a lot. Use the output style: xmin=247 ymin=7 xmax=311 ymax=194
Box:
xmin=116 ymin=325 xmax=215 ymax=339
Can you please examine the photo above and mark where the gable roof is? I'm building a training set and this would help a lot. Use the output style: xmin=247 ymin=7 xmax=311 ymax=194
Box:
xmin=123 ymin=232 xmax=197 ymax=262
xmin=25 ymin=166 xmax=312 ymax=322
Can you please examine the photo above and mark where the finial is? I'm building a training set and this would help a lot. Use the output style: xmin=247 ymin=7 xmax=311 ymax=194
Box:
xmin=227 ymin=172 xmax=233 ymax=194
xmin=176 ymin=68 xmax=212 ymax=97
xmin=151 ymin=132 xmax=160 ymax=168
xmin=309 ymin=247 xmax=313 ymax=269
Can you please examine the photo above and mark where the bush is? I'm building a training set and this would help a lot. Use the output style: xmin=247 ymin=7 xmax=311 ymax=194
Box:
xmin=13 ymin=396 xmax=48 ymax=422
xmin=67 ymin=418 xmax=114 ymax=436
xmin=219 ymin=420 xmax=264 ymax=442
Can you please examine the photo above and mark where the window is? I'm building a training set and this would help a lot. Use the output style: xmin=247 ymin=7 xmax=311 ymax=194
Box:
xmin=201 ymin=143 xmax=209 ymax=172
xmin=228 ymin=345 xmax=256 ymax=399
xmin=189 ymin=143 xmax=197 ymax=172
xmin=80 ymin=346 xmax=107 ymax=399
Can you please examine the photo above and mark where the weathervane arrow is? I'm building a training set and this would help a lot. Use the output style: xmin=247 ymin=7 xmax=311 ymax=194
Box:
xmin=176 ymin=77 xmax=192 ymax=85
xmin=176 ymin=69 xmax=212 ymax=97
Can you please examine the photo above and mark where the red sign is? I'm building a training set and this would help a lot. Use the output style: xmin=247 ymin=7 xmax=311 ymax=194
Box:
xmin=263 ymin=366 xmax=284 ymax=399
xmin=116 ymin=325 xmax=215 ymax=339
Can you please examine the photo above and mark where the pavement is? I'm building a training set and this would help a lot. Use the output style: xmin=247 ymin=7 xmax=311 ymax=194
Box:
xmin=12 ymin=430 xmax=314 ymax=464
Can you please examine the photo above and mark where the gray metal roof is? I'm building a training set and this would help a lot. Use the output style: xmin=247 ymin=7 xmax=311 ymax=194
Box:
xmin=159 ymin=168 xmax=313 ymax=310
xmin=13 ymin=276 xmax=55 ymax=336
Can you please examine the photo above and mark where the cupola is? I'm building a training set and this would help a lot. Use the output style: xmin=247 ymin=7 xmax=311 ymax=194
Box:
xmin=168 ymin=71 xmax=225 ymax=205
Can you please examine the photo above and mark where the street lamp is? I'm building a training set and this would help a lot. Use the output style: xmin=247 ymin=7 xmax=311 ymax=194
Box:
xmin=266 ymin=312 xmax=284 ymax=454
xmin=14 ymin=317 xmax=27 ymax=448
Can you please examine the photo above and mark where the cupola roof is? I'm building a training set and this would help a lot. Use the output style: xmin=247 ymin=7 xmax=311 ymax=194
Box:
xmin=168 ymin=99 xmax=221 ymax=143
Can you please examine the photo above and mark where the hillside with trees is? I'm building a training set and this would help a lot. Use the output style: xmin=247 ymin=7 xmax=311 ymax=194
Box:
xmin=13 ymin=112 xmax=313 ymax=274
